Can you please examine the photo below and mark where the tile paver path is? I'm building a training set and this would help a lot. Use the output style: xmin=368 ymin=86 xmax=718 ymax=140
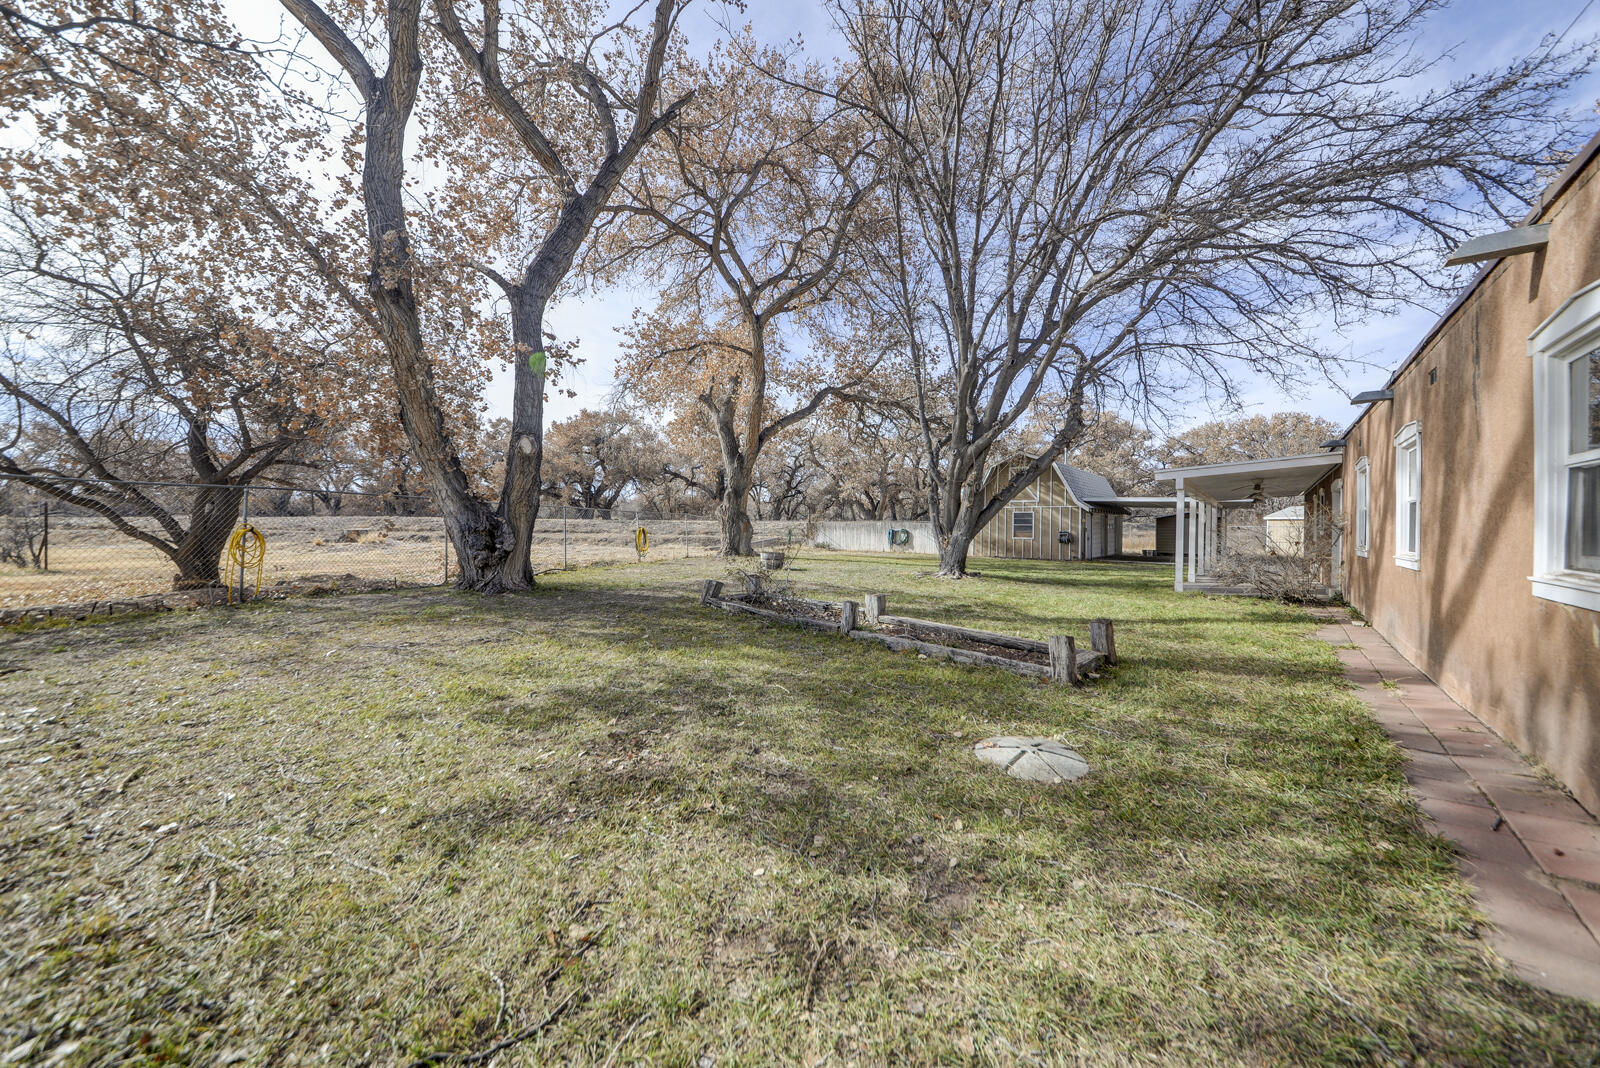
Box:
xmin=1313 ymin=612 xmax=1600 ymax=1004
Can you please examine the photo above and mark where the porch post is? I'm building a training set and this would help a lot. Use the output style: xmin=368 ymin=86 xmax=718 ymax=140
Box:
xmin=1187 ymin=497 xmax=1200 ymax=585
xmin=1174 ymin=480 xmax=1186 ymax=592
xmin=1203 ymin=503 xmax=1214 ymax=574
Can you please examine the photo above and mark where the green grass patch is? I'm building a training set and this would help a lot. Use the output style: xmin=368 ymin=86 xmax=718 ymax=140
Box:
xmin=0 ymin=553 xmax=1594 ymax=1065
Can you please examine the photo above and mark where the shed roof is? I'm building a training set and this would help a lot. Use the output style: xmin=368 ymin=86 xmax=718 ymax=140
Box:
xmin=1053 ymin=461 xmax=1118 ymax=507
xmin=982 ymin=453 xmax=1129 ymax=513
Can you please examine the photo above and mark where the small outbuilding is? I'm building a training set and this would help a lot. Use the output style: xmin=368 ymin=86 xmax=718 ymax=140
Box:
xmin=971 ymin=455 xmax=1130 ymax=561
xmin=1263 ymin=505 xmax=1305 ymax=554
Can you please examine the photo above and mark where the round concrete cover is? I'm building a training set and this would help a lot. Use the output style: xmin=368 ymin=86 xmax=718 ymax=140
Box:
xmin=973 ymin=737 xmax=1089 ymax=784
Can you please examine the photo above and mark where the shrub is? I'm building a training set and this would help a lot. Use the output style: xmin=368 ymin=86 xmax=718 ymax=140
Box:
xmin=1210 ymin=549 xmax=1331 ymax=603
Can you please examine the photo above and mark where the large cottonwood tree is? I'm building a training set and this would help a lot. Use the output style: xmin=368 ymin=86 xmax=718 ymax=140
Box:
xmin=0 ymin=0 xmax=391 ymax=585
xmin=834 ymin=0 xmax=1594 ymax=575
xmin=276 ymin=0 xmax=691 ymax=590
xmin=426 ymin=0 xmax=690 ymax=583
xmin=615 ymin=41 xmax=887 ymax=554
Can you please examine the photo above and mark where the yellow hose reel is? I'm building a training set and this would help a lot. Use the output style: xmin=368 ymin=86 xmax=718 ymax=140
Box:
xmin=226 ymin=523 xmax=266 ymax=604
xmin=635 ymin=526 xmax=649 ymax=560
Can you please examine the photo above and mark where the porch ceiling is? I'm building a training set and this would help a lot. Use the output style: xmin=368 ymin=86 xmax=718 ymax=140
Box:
xmin=1155 ymin=450 xmax=1344 ymax=502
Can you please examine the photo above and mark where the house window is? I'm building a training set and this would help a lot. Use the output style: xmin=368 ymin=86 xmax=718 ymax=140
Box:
xmin=1529 ymin=279 xmax=1600 ymax=611
xmin=1012 ymin=511 xmax=1035 ymax=538
xmin=1393 ymin=423 xmax=1420 ymax=570
xmin=1354 ymin=457 xmax=1370 ymax=557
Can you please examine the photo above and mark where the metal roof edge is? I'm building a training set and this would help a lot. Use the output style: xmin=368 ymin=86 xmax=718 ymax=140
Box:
xmin=1154 ymin=449 xmax=1345 ymax=481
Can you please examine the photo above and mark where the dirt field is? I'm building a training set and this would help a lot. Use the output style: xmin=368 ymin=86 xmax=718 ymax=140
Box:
xmin=0 ymin=515 xmax=813 ymax=609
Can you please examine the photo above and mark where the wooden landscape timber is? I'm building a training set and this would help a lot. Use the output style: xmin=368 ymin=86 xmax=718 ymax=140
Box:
xmin=699 ymin=581 xmax=1117 ymax=685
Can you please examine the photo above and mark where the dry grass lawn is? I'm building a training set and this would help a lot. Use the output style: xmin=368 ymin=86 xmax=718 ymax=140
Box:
xmin=1 ymin=552 xmax=1597 ymax=1066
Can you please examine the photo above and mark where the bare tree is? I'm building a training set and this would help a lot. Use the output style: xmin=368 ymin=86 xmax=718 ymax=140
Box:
xmin=1155 ymin=412 xmax=1344 ymax=470
xmin=541 ymin=408 xmax=668 ymax=510
xmin=615 ymin=39 xmax=887 ymax=554
xmin=1 ymin=0 xmax=518 ymax=582
xmin=0 ymin=239 xmax=348 ymax=586
xmin=834 ymin=0 xmax=1594 ymax=575
xmin=425 ymin=0 xmax=690 ymax=584
xmin=0 ymin=26 xmax=374 ymax=589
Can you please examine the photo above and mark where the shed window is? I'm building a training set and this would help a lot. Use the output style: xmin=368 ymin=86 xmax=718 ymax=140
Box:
xmin=1354 ymin=457 xmax=1370 ymax=557
xmin=1393 ymin=423 xmax=1420 ymax=570
xmin=1012 ymin=511 xmax=1035 ymax=538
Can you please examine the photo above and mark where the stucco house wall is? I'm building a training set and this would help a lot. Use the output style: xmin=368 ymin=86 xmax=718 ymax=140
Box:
xmin=1315 ymin=135 xmax=1600 ymax=812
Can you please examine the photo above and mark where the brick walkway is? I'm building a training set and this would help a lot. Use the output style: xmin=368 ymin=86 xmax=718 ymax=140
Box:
xmin=1313 ymin=614 xmax=1600 ymax=1003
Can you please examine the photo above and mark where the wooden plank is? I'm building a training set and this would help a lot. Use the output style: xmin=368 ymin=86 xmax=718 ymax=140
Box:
xmin=1049 ymin=635 xmax=1080 ymax=685
xmin=847 ymin=629 xmax=1052 ymax=678
xmin=875 ymin=614 xmax=1048 ymax=654
xmin=1088 ymin=618 xmax=1118 ymax=665
xmin=863 ymin=593 xmax=886 ymax=626
xmin=700 ymin=579 xmax=724 ymax=605
xmin=840 ymin=600 xmax=857 ymax=636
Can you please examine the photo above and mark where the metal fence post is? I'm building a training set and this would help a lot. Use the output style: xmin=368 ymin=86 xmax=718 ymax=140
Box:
xmin=563 ymin=507 xmax=568 ymax=570
xmin=684 ymin=514 xmax=689 ymax=558
xmin=237 ymin=487 xmax=249 ymax=604
xmin=442 ymin=518 xmax=450 ymax=585
xmin=40 ymin=501 xmax=48 ymax=571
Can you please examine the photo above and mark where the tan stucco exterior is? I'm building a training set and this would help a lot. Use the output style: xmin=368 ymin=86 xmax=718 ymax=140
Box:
xmin=1310 ymin=137 xmax=1600 ymax=812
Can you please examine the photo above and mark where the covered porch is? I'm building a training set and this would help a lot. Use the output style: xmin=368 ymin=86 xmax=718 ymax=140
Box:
xmin=1156 ymin=451 xmax=1345 ymax=593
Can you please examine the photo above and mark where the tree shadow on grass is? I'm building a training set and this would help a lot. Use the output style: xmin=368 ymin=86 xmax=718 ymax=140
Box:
xmin=402 ymin=590 xmax=1434 ymax=944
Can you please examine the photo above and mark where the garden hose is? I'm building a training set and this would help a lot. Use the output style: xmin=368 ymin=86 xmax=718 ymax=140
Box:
xmin=226 ymin=523 xmax=266 ymax=604
xmin=635 ymin=526 xmax=650 ymax=559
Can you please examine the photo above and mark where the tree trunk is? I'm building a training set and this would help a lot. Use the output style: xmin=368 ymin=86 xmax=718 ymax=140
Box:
xmin=357 ymin=55 xmax=517 ymax=592
xmin=937 ymin=520 xmax=976 ymax=577
xmin=720 ymin=466 xmax=755 ymax=556
xmin=169 ymin=484 xmax=244 ymax=588
xmin=932 ymin=470 xmax=986 ymax=578
xmin=484 ymin=290 xmax=548 ymax=592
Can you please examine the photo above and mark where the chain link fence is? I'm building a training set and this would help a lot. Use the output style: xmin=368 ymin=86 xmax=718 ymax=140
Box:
xmin=0 ymin=475 xmax=820 ymax=613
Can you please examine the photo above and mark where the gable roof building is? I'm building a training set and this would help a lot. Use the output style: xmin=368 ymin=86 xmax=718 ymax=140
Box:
xmin=970 ymin=454 xmax=1132 ymax=561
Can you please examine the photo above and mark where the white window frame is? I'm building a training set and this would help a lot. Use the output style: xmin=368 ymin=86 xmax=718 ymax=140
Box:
xmin=1354 ymin=457 xmax=1370 ymax=558
xmin=1012 ymin=510 xmax=1035 ymax=539
xmin=1528 ymin=278 xmax=1600 ymax=612
xmin=1393 ymin=422 xmax=1421 ymax=570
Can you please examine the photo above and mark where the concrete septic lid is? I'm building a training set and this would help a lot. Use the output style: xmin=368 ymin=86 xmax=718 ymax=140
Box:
xmin=973 ymin=737 xmax=1089 ymax=784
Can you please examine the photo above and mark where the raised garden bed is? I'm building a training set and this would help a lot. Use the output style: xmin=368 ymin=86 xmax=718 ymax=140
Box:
xmin=699 ymin=581 xmax=1117 ymax=685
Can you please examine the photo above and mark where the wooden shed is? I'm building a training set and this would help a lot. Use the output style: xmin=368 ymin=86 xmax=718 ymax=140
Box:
xmin=971 ymin=455 xmax=1128 ymax=561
